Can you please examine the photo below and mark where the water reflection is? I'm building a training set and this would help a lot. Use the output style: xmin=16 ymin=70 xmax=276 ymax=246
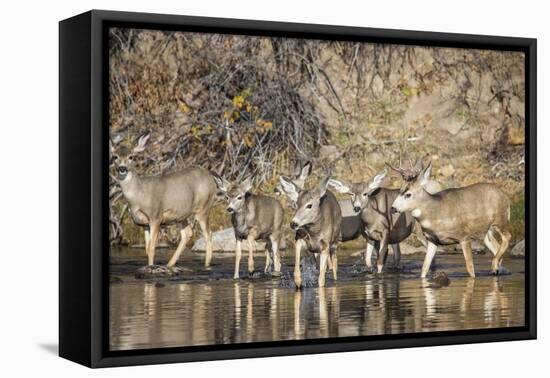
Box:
xmin=110 ymin=253 xmax=525 ymax=351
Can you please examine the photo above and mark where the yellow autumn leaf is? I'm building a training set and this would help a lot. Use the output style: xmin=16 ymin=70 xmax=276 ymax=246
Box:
xmin=232 ymin=95 xmax=245 ymax=109
xmin=244 ymin=134 xmax=254 ymax=148
xmin=179 ymin=103 xmax=190 ymax=113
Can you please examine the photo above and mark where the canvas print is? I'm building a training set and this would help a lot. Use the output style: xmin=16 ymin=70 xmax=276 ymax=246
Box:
xmin=108 ymin=27 xmax=526 ymax=351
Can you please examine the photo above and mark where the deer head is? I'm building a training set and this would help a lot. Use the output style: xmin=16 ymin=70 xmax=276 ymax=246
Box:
xmin=391 ymin=160 xmax=433 ymax=214
xmin=212 ymin=174 xmax=254 ymax=214
xmin=110 ymin=132 xmax=150 ymax=181
xmin=279 ymin=175 xmax=330 ymax=230
xmin=328 ymin=169 xmax=389 ymax=213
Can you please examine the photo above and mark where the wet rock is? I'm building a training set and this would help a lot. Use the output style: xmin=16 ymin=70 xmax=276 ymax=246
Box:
xmin=134 ymin=265 xmax=189 ymax=279
xmin=493 ymin=266 xmax=512 ymax=275
xmin=248 ymin=271 xmax=264 ymax=279
xmin=192 ymin=228 xmax=286 ymax=252
xmin=428 ymin=271 xmax=450 ymax=287
xmin=510 ymin=240 xmax=525 ymax=258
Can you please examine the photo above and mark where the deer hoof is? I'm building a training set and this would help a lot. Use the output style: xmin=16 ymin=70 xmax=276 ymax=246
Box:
xmin=249 ymin=270 xmax=262 ymax=279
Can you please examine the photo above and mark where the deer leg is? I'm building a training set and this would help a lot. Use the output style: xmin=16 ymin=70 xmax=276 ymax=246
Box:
xmin=331 ymin=250 xmax=338 ymax=281
xmin=365 ymin=241 xmax=375 ymax=269
xmin=327 ymin=253 xmax=334 ymax=272
xmin=391 ymin=244 xmax=401 ymax=267
xmin=461 ymin=239 xmax=476 ymax=278
xmin=234 ymin=239 xmax=242 ymax=279
xmin=376 ymin=233 xmax=390 ymax=274
xmin=144 ymin=230 xmax=150 ymax=250
xmin=247 ymin=235 xmax=256 ymax=274
xmin=264 ymin=241 xmax=272 ymax=273
xmin=294 ymin=239 xmax=304 ymax=289
xmin=264 ymin=251 xmax=271 ymax=273
xmin=318 ymin=249 xmax=330 ymax=287
xmin=491 ymin=227 xmax=511 ymax=274
xmin=146 ymin=221 xmax=161 ymax=266
xmin=196 ymin=211 xmax=213 ymax=268
xmin=421 ymin=242 xmax=438 ymax=278
xmin=270 ymin=235 xmax=282 ymax=274
xmin=167 ymin=224 xmax=193 ymax=268
xmin=484 ymin=229 xmax=499 ymax=256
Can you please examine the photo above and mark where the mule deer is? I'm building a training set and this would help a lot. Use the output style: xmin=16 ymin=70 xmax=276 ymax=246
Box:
xmin=279 ymin=175 xmax=342 ymax=288
xmin=111 ymin=133 xmax=218 ymax=268
xmin=391 ymin=160 xmax=511 ymax=277
xmin=329 ymin=169 xmax=415 ymax=273
xmin=276 ymin=161 xmax=340 ymax=272
xmin=212 ymin=174 xmax=285 ymax=279
xmin=276 ymin=160 xmax=365 ymax=242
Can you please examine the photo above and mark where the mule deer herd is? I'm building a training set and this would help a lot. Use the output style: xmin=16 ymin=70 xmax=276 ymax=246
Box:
xmin=111 ymin=133 xmax=512 ymax=288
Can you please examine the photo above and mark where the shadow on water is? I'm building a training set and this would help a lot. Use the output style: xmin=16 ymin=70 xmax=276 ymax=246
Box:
xmin=109 ymin=247 xmax=525 ymax=351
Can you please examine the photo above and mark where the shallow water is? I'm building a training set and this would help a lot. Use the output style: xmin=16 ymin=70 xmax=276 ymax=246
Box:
xmin=109 ymin=247 xmax=525 ymax=351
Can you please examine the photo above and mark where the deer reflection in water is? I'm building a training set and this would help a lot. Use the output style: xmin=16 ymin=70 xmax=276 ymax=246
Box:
xmin=109 ymin=255 xmax=525 ymax=351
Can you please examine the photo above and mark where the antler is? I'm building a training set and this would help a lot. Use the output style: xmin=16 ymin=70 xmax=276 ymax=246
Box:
xmin=133 ymin=131 xmax=151 ymax=153
xmin=385 ymin=162 xmax=418 ymax=182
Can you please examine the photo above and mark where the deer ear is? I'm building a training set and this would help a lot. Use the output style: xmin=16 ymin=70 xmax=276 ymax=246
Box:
xmin=133 ymin=132 xmax=150 ymax=153
xmin=241 ymin=175 xmax=254 ymax=193
xmin=328 ymin=179 xmax=352 ymax=194
xmin=279 ymin=176 xmax=300 ymax=203
xmin=109 ymin=140 xmax=116 ymax=161
xmin=421 ymin=160 xmax=432 ymax=184
xmin=316 ymin=176 xmax=330 ymax=198
xmin=299 ymin=161 xmax=313 ymax=181
xmin=369 ymin=169 xmax=388 ymax=190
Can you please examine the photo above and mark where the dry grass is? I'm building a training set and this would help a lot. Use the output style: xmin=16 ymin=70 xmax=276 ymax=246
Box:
xmin=109 ymin=28 xmax=526 ymax=245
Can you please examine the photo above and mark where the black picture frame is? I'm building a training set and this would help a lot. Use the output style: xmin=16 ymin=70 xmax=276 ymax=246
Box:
xmin=59 ymin=9 xmax=537 ymax=368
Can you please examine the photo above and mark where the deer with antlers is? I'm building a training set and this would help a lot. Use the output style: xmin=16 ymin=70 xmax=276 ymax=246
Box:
xmin=110 ymin=133 xmax=218 ymax=268
xmin=390 ymin=159 xmax=511 ymax=277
